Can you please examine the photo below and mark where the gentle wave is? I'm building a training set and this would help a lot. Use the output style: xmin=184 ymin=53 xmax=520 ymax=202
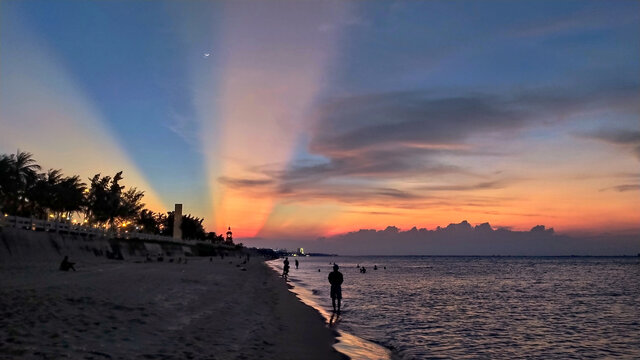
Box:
xmin=272 ymin=256 xmax=640 ymax=360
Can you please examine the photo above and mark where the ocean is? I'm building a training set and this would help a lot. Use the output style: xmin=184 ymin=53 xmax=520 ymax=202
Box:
xmin=268 ymin=256 xmax=640 ymax=360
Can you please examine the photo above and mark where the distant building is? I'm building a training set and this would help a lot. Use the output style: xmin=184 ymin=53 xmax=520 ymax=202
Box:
xmin=226 ymin=226 xmax=233 ymax=244
xmin=297 ymin=247 xmax=305 ymax=255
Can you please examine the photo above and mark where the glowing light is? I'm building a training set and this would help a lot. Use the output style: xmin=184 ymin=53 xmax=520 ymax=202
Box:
xmin=199 ymin=2 xmax=345 ymax=236
xmin=0 ymin=13 xmax=168 ymax=213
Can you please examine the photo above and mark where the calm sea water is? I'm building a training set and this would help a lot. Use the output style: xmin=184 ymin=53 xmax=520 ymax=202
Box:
xmin=269 ymin=256 xmax=640 ymax=360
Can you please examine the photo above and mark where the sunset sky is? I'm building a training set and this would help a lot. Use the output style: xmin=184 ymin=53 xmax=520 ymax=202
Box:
xmin=1 ymin=1 xmax=638 ymax=244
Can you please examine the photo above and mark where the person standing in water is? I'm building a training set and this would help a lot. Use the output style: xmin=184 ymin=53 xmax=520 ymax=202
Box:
xmin=295 ymin=259 xmax=299 ymax=269
xmin=328 ymin=264 xmax=343 ymax=313
xmin=283 ymin=257 xmax=290 ymax=278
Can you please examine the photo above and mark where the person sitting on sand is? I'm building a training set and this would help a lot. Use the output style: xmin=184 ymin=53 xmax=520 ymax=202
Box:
xmin=328 ymin=264 xmax=343 ymax=313
xmin=59 ymin=256 xmax=76 ymax=272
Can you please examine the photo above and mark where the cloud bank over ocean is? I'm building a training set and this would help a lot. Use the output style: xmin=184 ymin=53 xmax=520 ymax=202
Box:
xmin=246 ymin=221 xmax=640 ymax=256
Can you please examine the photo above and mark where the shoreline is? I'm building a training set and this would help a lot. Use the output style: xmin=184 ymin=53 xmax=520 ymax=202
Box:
xmin=266 ymin=260 xmax=395 ymax=360
xmin=0 ymin=229 xmax=346 ymax=359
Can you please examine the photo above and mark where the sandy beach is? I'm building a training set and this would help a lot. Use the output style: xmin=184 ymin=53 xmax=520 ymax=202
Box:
xmin=0 ymin=232 xmax=345 ymax=360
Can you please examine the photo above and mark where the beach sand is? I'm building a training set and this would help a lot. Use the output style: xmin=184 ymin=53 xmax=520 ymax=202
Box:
xmin=0 ymin=254 xmax=346 ymax=359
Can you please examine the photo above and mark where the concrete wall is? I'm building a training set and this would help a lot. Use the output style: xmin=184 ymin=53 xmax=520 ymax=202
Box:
xmin=0 ymin=227 xmax=188 ymax=265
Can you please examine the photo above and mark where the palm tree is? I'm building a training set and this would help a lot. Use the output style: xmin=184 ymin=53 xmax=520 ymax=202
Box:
xmin=0 ymin=154 xmax=14 ymax=212
xmin=119 ymin=187 xmax=145 ymax=224
xmin=3 ymin=150 xmax=41 ymax=215
xmin=55 ymin=175 xmax=86 ymax=221
xmin=28 ymin=169 xmax=63 ymax=219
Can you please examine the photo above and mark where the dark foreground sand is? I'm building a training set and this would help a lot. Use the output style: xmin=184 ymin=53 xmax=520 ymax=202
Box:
xmin=0 ymin=256 xmax=346 ymax=360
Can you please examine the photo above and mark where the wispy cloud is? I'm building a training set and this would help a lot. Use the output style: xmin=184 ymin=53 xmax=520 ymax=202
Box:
xmin=580 ymin=128 xmax=640 ymax=160
xmin=217 ymin=82 xmax=638 ymax=208
xmin=418 ymin=180 xmax=510 ymax=192
xmin=218 ymin=176 xmax=275 ymax=188
xmin=165 ymin=109 xmax=200 ymax=149
xmin=513 ymin=4 xmax=640 ymax=38
xmin=600 ymin=184 xmax=640 ymax=192
xmin=311 ymin=83 xmax=638 ymax=157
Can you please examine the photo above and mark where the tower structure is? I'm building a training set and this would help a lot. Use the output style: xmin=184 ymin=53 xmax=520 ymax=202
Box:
xmin=173 ymin=204 xmax=182 ymax=240
xmin=226 ymin=226 xmax=233 ymax=243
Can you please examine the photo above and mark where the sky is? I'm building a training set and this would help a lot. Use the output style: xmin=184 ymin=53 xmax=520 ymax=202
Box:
xmin=1 ymin=1 xmax=639 ymax=251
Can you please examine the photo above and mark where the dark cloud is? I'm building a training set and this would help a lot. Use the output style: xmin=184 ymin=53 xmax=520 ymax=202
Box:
xmin=581 ymin=128 xmax=640 ymax=160
xmin=311 ymin=84 xmax=638 ymax=156
xmin=311 ymin=92 xmax=520 ymax=154
xmin=600 ymin=184 xmax=640 ymax=192
xmin=584 ymin=129 xmax=640 ymax=145
xmin=309 ymin=221 xmax=640 ymax=256
xmin=217 ymin=176 xmax=275 ymax=188
xmin=281 ymin=148 xmax=464 ymax=181
xmin=220 ymin=84 xmax=638 ymax=205
xmin=243 ymin=221 xmax=640 ymax=255
xmin=419 ymin=180 xmax=507 ymax=191
xmin=277 ymin=184 xmax=424 ymax=205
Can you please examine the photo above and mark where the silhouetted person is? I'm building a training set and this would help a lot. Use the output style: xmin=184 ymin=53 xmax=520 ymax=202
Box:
xmin=59 ymin=256 xmax=76 ymax=271
xmin=374 ymin=265 xmax=378 ymax=270
xmin=283 ymin=257 xmax=290 ymax=278
xmin=328 ymin=264 xmax=343 ymax=313
xmin=295 ymin=259 xmax=299 ymax=269
xmin=360 ymin=266 xmax=366 ymax=274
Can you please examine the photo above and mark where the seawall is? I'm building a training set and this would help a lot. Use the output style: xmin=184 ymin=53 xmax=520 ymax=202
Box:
xmin=0 ymin=227 xmax=205 ymax=265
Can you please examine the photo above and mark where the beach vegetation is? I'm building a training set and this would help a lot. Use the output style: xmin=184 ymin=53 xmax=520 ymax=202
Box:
xmin=0 ymin=150 xmax=228 ymax=243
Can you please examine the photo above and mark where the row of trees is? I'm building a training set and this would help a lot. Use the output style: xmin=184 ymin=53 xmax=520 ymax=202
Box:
xmin=0 ymin=150 xmax=228 ymax=242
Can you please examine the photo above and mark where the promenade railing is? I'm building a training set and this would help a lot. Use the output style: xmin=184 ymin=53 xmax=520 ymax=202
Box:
xmin=0 ymin=215 xmax=186 ymax=243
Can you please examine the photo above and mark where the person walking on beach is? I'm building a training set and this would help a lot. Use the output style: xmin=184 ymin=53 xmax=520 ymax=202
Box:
xmin=295 ymin=259 xmax=299 ymax=269
xmin=328 ymin=264 xmax=343 ymax=313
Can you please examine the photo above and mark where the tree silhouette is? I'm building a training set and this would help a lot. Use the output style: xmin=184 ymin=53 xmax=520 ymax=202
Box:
xmin=119 ymin=187 xmax=145 ymax=223
xmin=1 ymin=150 xmax=41 ymax=215
xmin=136 ymin=209 xmax=164 ymax=234
xmin=164 ymin=212 xmax=207 ymax=240
xmin=0 ymin=150 xmax=231 ymax=246
xmin=55 ymin=175 xmax=86 ymax=221
xmin=0 ymin=154 xmax=12 ymax=211
xmin=28 ymin=169 xmax=63 ymax=219
xmin=85 ymin=172 xmax=125 ymax=227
